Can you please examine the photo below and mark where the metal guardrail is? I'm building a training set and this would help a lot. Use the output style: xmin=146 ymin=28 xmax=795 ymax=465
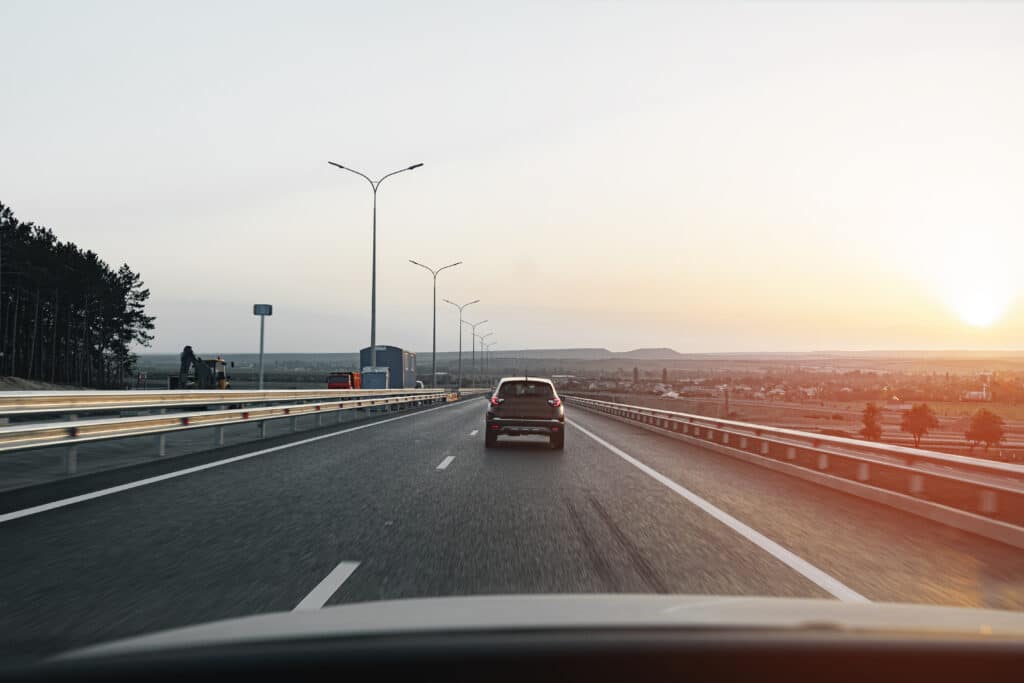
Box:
xmin=0 ymin=388 xmax=445 ymax=416
xmin=0 ymin=389 xmax=452 ymax=476
xmin=456 ymin=388 xmax=491 ymax=397
xmin=564 ymin=395 xmax=1024 ymax=550
xmin=566 ymin=392 xmax=1024 ymax=456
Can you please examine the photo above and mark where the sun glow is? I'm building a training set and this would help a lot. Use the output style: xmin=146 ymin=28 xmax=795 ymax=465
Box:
xmin=947 ymin=289 xmax=1011 ymax=327
xmin=939 ymin=263 xmax=1016 ymax=328
xmin=905 ymin=225 xmax=1020 ymax=330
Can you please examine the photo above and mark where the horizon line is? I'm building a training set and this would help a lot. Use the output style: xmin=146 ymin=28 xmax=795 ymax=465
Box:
xmin=134 ymin=347 xmax=1024 ymax=356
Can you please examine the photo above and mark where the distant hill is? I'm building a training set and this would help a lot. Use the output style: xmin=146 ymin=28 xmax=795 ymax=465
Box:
xmin=614 ymin=347 xmax=685 ymax=360
xmin=489 ymin=348 xmax=612 ymax=360
xmin=483 ymin=347 xmax=686 ymax=360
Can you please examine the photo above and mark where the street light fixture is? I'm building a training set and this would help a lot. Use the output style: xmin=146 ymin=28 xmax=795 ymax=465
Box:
xmin=329 ymin=160 xmax=423 ymax=369
xmin=463 ymin=319 xmax=488 ymax=388
xmin=443 ymin=298 xmax=479 ymax=390
xmin=474 ymin=331 xmax=493 ymax=376
xmin=409 ymin=259 xmax=462 ymax=388
xmin=474 ymin=331 xmax=493 ymax=384
xmin=483 ymin=340 xmax=496 ymax=383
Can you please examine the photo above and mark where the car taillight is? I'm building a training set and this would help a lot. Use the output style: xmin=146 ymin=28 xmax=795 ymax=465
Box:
xmin=548 ymin=397 xmax=562 ymax=407
xmin=490 ymin=397 xmax=504 ymax=406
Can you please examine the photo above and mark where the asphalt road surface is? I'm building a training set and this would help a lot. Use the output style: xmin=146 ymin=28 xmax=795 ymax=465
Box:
xmin=3 ymin=397 xmax=1024 ymax=661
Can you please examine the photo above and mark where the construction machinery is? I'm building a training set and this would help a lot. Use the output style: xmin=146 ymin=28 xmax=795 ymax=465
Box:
xmin=326 ymin=371 xmax=361 ymax=389
xmin=169 ymin=346 xmax=233 ymax=389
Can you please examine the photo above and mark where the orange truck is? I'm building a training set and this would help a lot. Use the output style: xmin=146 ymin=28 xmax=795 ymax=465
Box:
xmin=327 ymin=371 xmax=361 ymax=389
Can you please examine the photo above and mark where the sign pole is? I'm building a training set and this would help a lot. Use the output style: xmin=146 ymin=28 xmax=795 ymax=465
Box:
xmin=253 ymin=304 xmax=273 ymax=391
xmin=258 ymin=315 xmax=265 ymax=390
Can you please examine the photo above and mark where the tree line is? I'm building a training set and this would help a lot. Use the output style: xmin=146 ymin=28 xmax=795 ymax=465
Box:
xmin=860 ymin=402 xmax=1006 ymax=454
xmin=0 ymin=202 xmax=155 ymax=388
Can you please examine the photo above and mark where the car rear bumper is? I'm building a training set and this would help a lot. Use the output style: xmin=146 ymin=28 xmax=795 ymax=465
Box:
xmin=486 ymin=417 xmax=564 ymax=436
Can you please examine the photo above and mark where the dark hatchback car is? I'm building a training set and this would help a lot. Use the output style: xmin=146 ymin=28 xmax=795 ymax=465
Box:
xmin=485 ymin=377 xmax=565 ymax=449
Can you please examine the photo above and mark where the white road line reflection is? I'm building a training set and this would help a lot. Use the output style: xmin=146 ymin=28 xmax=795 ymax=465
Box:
xmin=294 ymin=561 xmax=360 ymax=610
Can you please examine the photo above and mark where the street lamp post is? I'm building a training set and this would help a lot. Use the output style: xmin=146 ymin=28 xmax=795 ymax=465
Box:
xmin=328 ymin=160 xmax=423 ymax=369
xmin=474 ymin=331 xmax=493 ymax=378
xmin=409 ymin=259 xmax=462 ymax=388
xmin=463 ymin=319 xmax=488 ymax=387
xmin=483 ymin=341 xmax=496 ymax=384
xmin=443 ymin=298 xmax=479 ymax=390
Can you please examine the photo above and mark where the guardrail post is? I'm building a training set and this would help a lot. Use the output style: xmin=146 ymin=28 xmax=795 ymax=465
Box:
xmin=65 ymin=445 xmax=78 ymax=474
xmin=979 ymin=490 xmax=998 ymax=514
xmin=857 ymin=463 xmax=870 ymax=481
xmin=216 ymin=426 xmax=225 ymax=447
xmin=259 ymin=421 xmax=267 ymax=439
xmin=153 ymin=408 xmax=167 ymax=456
xmin=909 ymin=474 xmax=924 ymax=495
xmin=317 ymin=412 xmax=323 ymax=427
xmin=290 ymin=416 xmax=297 ymax=433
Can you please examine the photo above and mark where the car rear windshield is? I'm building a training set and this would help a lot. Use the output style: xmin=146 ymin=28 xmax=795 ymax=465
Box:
xmin=498 ymin=381 xmax=555 ymax=399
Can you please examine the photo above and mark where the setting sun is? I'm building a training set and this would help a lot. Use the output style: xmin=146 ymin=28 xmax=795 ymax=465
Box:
xmin=912 ymin=230 xmax=1021 ymax=332
xmin=949 ymin=290 xmax=1009 ymax=327
xmin=942 ymin=268 xmax=1016 ymax=328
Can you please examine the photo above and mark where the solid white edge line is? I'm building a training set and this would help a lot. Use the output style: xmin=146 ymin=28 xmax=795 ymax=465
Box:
xmin=294 ymin=561 xmax=360 ymax=610
xmin=570 ymin=420 xmax=870 ymax=604
xmin=436 ymin=455 xmax=455 ymax=470
xmin=1 ymin=401 xmax=467 ymax=525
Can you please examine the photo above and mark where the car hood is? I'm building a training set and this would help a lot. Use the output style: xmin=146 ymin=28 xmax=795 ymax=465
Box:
xmin=62 ymin=594 xmax=1024 ymax=660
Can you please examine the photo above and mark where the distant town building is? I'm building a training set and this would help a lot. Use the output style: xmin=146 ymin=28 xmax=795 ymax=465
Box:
xmin=960 ymin=384 xmax=992 ymax=402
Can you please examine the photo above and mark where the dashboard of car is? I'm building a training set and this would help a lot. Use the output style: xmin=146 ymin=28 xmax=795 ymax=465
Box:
xmin=7 ymin=629 xmax=1024 ymax=683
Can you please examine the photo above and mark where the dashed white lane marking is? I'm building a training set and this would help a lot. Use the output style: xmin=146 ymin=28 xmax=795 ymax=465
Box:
xmin=470 ymin=429 xmax=479 ymax=436
xmin=294 ymin=561 xmax=360 ymax=610
xmin=570 ymin=421 xmax=870 ymax=604
xmin=0 ymin=402 xmax=466 ymax=525
xmin=437 ymin=455 xmax=455 ymax=470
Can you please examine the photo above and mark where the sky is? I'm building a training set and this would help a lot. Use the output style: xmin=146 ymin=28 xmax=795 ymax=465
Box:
xmin=2 ymin=0 xmax=1023 ymax=354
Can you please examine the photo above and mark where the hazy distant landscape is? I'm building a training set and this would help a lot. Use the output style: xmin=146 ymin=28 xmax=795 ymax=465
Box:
xmin=131 ymin=347 xmax=1024 ymax=462
xmin=135 ymin=347 xmax=1024 ymax=386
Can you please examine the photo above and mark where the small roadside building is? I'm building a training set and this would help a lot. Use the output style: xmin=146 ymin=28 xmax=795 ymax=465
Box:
xmin=360 ymin=345 xmax=417 ymax=389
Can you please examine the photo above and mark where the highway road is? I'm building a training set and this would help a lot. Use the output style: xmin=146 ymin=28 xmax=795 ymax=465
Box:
xmin=3 ymin=397 xmax=1024 ymax=661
